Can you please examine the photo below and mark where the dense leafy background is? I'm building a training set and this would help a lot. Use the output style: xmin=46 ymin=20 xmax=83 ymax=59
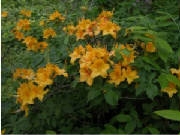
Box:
xmin=1 ymin=0 xmax=180 ymax=134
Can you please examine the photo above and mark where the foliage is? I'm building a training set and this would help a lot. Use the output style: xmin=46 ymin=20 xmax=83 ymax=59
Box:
xmin=1 ymin=0 xmax=180 ymax=134
xmin=154 ymin=110 xmax=180 ymax=121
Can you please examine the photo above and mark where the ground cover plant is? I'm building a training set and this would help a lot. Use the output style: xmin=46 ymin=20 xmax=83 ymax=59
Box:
xmin=1 ymin=0 xmax=180 ymax=134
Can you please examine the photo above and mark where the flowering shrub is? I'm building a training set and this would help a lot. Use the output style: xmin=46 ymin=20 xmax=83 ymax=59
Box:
xmin=2 ymin=0 xmax=180 ymax=134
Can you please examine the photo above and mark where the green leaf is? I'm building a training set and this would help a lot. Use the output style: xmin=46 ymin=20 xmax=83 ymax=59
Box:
xmin=158 ymin=73 xmax=169 ymax=89
xmin=102 ymin=124 xmax=117 ymax=134
xmin=115 ymin=48 xmax=123 ymax=60
xmin=46 ymin=130 xmax=56 ymax=134
xmin=121 ymin=48 xmax=131 ymax=56
xmin=142 ymin=56 xmax=161 ymax=70
xmin=104 ymin=90 xmax=119 ymax=106
xmin=129 ymin=26 xmax=147 ymax=31
xmin=146 ymin=84 xmax=159 ymax=100
xmin=114 ymin=114 xmax=131 ymax=123
xmin=158 ymin=73 xmax=180 ymax=88
xmin=64 ymin=36 xmax=69 ymax=45
xmin=147 ymin=127 xmax=160 ymax=134
xmin=87 ymin=89 xmax=101 ymax=102
xmin=166 ymin=74 xmax=180 ymax=87
xmin=154 ymin=37 xmax=173 ymax=62
xmin=132 ymin=35 xmax=152 ymax=42
xmin=154 ymin=110 xmax=180 ymax=121
xmin=125 ymin=121 xmax=136 ymax=133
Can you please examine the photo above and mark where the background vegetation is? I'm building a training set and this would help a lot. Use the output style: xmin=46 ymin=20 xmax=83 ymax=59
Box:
xmin=1 ymin=0 xmax=180 ymax=134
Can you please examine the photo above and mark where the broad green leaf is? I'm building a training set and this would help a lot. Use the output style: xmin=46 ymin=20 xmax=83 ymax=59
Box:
xmin=166 ymin=74 xmax=180 ymax=87
xmin=87 ymin=89 xmax=101 ymax=102
xmin=114 ymin=114 xmax=131 ymax=123
xmin=104 ymin=90 xmax=119 ymax=106
xmin=154 ymin=37 xmax=173 ymax=62
xmin=158 ymin=73 xmax=180 ymax=88
xmin=121 ymin=48 xmax=131 ymax=56
xmin=146 ymin=84 xmax=159 ymax=100
xmin=154 ymin=110 xmax=180 ymax=121
xmin=158 ymin=74 xmax=169 ymax=88
xmin=147 ymin=127 xmax=160 ymax=134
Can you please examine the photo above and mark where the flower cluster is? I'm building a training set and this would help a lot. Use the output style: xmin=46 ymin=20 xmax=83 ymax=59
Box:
xmin=16 ymin=19 xmax=30 ymax=31
xmin=20 ymin=9 xmax=31 ymax=18
xmin=69 ymin=44 xmax=139 ymax=86
xmin=161 ymin=67 xmax=180 ymax=97
xmin=70 ymin=44 xmax=110 ymax=86
xmin=109 ymin=44 xmax=139 ymax=85
xmin=49 ymin=10 xmax=65 ymax=22
xmin=23 ymin=36 xmax=48 ymax=52
xmin=43 ymin=28 xmax=56 ymax=39
xmin=12 ymin=9 xmax=63 ymax=52
xmin=13 ymin=63 xmax=68 ymax=116
xmin=63 ymin=10 xmax=121 ymax=40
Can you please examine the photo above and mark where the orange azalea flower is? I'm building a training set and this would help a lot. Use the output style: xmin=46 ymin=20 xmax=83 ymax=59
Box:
xmin=75 ymin=29 xmax=86 ymax=40
xmin=46 ymin=63 xmax=68 ymax=78
xmin=16 ymin=82 xmax=48 ymax=106
xmin=69 ymin=45 xmax=85 ymax=64
xmin=114 ymin=44 xmax=136 ymax=66
xmin=35 ymin=67 xmax=54 ymax=87
xmin=84 ymin=21 xmax=98 ymax=37
xmin=96 ymin=10 xmax=113 ymax=21
xmin=75 ymin=19 xmax=92 ymax=40
xmin=37 ymin=41 xmax=48 ymax=52
xmin=99 ymin=20 xmax=120 ymax=39
xmin=13 ymin=68 xmax=35 ymax=80
xmin=16 ymin=19 xmax=30 ymax=31
xmin=109 ymin=64 xmax=126 ymax=86
xmin=20 ymin=9 xmax=31 ymax=17
xmin=63 ymin=24 xmax=76 ymax=35
xmin=1 ymin=11 xmax=8 ymax=17
xmin=16 ymin=82 xmax=48 ymax=114
xmin=124 ymin=66 xmax=139 ymax=84
xmin=162 ymin=83 xmax=178 ymax=98
xmin=23 ymin=36 xmax=38 ymax=51
xmin=90 ymin=59 xmax=110 ymax=78
xmin=43 ymin=28 xmax=56 ymax=39
xmin=79 ymin=51 xmax=96 ymax=68
xmin=49 ymin=10 xmax=65 ymax=21
xmin=70 ymin=44 xmax=111 ymax=86
xmin=170 ymin=68 xmax=180 ymax=80
xmin=35 ymin=63 xmax=68 ymax=87
xmin=79 ymin=66 xmax=93 ymax=86
xmin=12 ymin=30 xmax=24 ymax=41
xmin=145 ymin=42 xmax=156 ymax=53
xmin=64 ymin=10 xmax=121 ymax=40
